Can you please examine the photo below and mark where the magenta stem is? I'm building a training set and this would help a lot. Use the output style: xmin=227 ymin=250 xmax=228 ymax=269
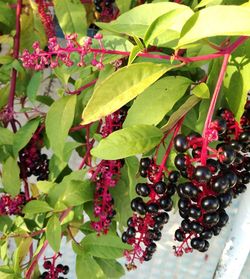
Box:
xmin=200 ymin=36 xmax=248 ymax=165
xmin=66 ymin=78 xmax=97 ymax=95
xmin=7 ymin=0 xmax=22 ymax=127
xmin=25 ymin=207 xmax=72 ymax=279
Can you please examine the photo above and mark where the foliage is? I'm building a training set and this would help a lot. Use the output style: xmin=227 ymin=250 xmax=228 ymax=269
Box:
xmin=0 ymin=0 xmax=249 ymax=278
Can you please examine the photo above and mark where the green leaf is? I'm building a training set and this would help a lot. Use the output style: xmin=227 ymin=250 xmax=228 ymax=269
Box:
xmin=223 ymin=40 xmax=250 ymax=121
xmin=194 ymin=0 xmax=223 ymax=9
xmin=95 ymin=258 xmax=125 ymax=279
xmin=128 ymin=45 xmax=141 ymax=65
xmin=62 ymin=141 xmax=82 ymax=162
xmin=47 ymin=180 xmax=93 ymax=208
xmin=53 ymin=0 xmax=87 ymax=37
xmin=82 ymin=63 xmax=179 ymax=125
xmin=46 ymin=95 xmax=77 ymax=160
xmin=125 ymin=157 xmax=140 ymax=200
xmin=13 ymin=238 xmax=32 ymax=273
xmin=46 ymin=215 xmax=61 ymax=253
xmin=192 ymin=83 xmax=210 ymax=99
xmin=124 ymin=76 xmax=192 ymax=127
xmin=91 ymin=125 xmax=163 ymax=160
xmin=0 ymin=2 xmax=15 ymax=28
xmin=0 ymin=127 xmax=14 ymax=146
xmin=76 ymin=255 xmax=106 ymax=279
xmin=2 ymin=157 xmax=21 ymax=196
xmin=13 ymin=118 xmax=40 ymax=157
xmin=0 ymin=268 xmax=16 ymax=279
xmin=22 ymin=200 xmax=53 ymax=214
xmin=37 ymin=181 xmax=55 ymax=194
xmin=178 ymin=6 xmax=250 ymax=48
xmin=96 ymin=2 xmax=185 ymax=38
xmin=0 ymin=84 xmax=10 ymax=110
xmin=161 ymin=95 xmax=201 ymax=132
xmin=81 ymin=233 xmax=131 ymax=259
xmin=115 ymin=0 xmax=132 ymax=14
xmin=0 ymin=55 xmax=14 ymax=64
xmin=144 ymin=6 xmax=193 ymax=48
xmin=27 ymin=72 xmax=42 ymax=103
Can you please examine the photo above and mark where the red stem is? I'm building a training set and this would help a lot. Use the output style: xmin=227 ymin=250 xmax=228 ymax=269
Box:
xmin=25 ymin=208 xmax=72 ymax=279
xmin=7 ymin=0 xmax=22 ymax=127
xmin=66 ymin=79 xmax=97 ymax=95
xmin=200 ymin=36 xmax=248 ymax=165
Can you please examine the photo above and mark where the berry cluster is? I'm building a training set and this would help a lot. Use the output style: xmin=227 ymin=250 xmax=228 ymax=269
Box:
xmin=122 ymin=158 xmax=176 ymax=269
xmin=93 ymin=0 xmax=119 ymax=22
xmin=36 ymin=0 xmax=55 ymax=39
xmin=40 ymin=259 xmax=69 ymax=279
xmin=19 ymin=131 xmax=49 ymax=181
xmin=173 ymin=107 xmax=250 ymax=255
xmin=0 ymin=193 xmax=26 ymax=216
xmin=91 ymin=108 xmax=127 ymax=234
xmin=21 ymin=33 xmax=105 ymax=71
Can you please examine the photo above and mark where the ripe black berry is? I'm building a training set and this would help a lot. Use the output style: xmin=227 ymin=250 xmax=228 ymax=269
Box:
xmin=139 ymin=167 xmax=147 ymax=177
xmin=217 ymin=210 xmax=229 ymax=227
xmin=174 ymin=134 xmax=189 ymax=152
xmin=127 ymin=227 xmax=136 ymax=237
xmin=200 ymin=229 xmax=213 ymax=240
xmin=146 ymin=242 xmax=157 ymax=253
xmin=147 ymin=203 xmax=159 ymax=213
xmin=136 ymin=183 xmax=150 ymax=197
xmin=190 ymin=221 xmax=204 ymax=233
xmin=175 ymin=229 xmax=185 ymax=241
xmin=188 ymin=206 xmax=202 ymax=219
xmin=168 ymin=171 xmax=180 ymax=183
xmin=178 ymin=199 xmax=190 ymax=212
xmin=63 ymin=265 xmax=69 ymax=275
xmin=203 ymin=212 xmax=220 ymax=226
xmin=201 ymin=196 xmax=220 ymax=212
xmin=154 ymin=212 xmax=169 ymax=224
xmin=154 ymin=181 xmax=167 ymax=194
xmin=140 ymin=158 xmax=151 ymax=169
xmin=217 ymin=145 xmax=236 ymax=165
xmin=174 ymin=154 xmax=188 ymax=171
xmin=191 ymin=238 xmax=205 ymax=250
xmin=193 ymin=166 xmax=212 ymax=182
xmin=179 ymin=182 xmax=199 ymax=200
xmin=122 ymin=232 xmax=129 ymax=243
xmin=210 ymin=176 xmax=229 ymax=193
xmin=159 ymin=197 xmax=173 ymax=211
xmin=43 ymin=260 xmax=51 ymax=270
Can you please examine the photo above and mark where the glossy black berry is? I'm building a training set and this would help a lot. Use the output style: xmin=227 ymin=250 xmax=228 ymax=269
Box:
xmin=147 ymin=242 xmax=157 ymax=253
xmin=63 ymin=265 xmax=69 ymax=275
xmin=174 ymin=154 xmax=187 ymax=171
xmin=179 ymin=182 xmax=199 ymax=200
xmin=235 ymin=183 xmax=247 ymax=194
xmin=154 ymin=212 xmax=169 ymax=224
xmin=56 ymin=264 xmax=64 ymax=272
xmin=193 ymin=166 xmax=212 ymax=182
xmin=174 ymin=134 xmax=189 ymax=152
xmin=178 ymin=199 xmax=190 ymax=212
xmin=144 ymin=253 xmax=152 ymax=261
xmin=136 ymin=183 xmax=151 ymax=197
xmin=122 ymin=232 xmax=129 ymax=243
xmin=212 ymin=226 xmax=221 ymax=236
xmin=147 ymin=203 xmax=159 ymax=214
xmin=127 ymin=227 xmax=136 ymax=237
xmin=203 ymin=212 xmax=220 ymax=226
xmin=218 ymin=191 xmax=233 ymax=208
xmin=140 ymin=158 xmax=151 ymax=169
xmin=229 ymin=140 xmax=243 ymax=152
xmin=131 ymin=197 xmax=147 ymax=215
xmin=159 ymin=197 xmax=173 ymax=211
xmin=175 ymin=229 xmax=185 ymax=241
xmin=95 ymin=5 xmax=102 ymax=12
xmin=198 ymin=240 xmax=210 ymax=252
xmin=191 ymin=237 xmax=205 ymax=250
xmin=217 ymin=210 xmax=229 ymax=227
xmin=154 ymin=181 xmax=167 ymax=194
xmin=200 ymin=230 xmax=213 ymax=240
xmin=224 ymin=171 xmax=238 ymax=188
xmin=239 ymin=131 xmax=250 ymax=143
xmin=153 ymin=221 xmax=164 ymax=231
xmin=127 ymin=217 xmax=133 ymax=227
xmin=201 ymin=196 xmax=220 ymax=212
xmin=213 ymin=117 xmax=227 ymax=135
xmin=190 ymin=221 xmax=204 ymax=233
xmin=207 ymin=159 xmax=220 ymax=173
xmin=152 ymin=230 xmax=162 ymax=241
xmin=181 ymin=219 xmax=191 ymax=232
xmin=168 ymin=171 xmax=180 ymax=183
xmin=188 ymin=206 xmax=202 ymax=219
xmin=139 ymin=167 xmax=147 ymax=178
xmin=218 ymin=145 xmax=236 ymax=165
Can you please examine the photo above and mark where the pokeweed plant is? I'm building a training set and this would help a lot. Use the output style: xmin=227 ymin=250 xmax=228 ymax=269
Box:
xmin=0 ymin=0 xmax=250 ymax=278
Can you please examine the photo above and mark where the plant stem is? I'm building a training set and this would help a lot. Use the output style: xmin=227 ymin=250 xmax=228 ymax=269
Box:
xmin=200 ymin=36 xmax=248 ymax=165
xmin=66 ymin=79 xmax=97 ymax=95
xmin=25 ymin=207 xmax=72 ymax=279
xmin=7 ymin=0 xmax=22 ymax=130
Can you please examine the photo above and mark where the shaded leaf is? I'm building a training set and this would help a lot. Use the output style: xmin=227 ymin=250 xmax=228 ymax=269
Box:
xmin=46 ymin=215 xmax=61 ymax=252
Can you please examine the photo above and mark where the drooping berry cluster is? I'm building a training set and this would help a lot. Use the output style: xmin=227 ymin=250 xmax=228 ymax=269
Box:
xmin=19 ymin=130 xmax=49 ymax=181
xmin=173 ymin=107 xmax=250 ymax=255
xmin=122 ymin=158 xmax=176 ymax=270
xmin=90 ymin=108 xmax=127 ymax=234
xmin=36 ymin=0 xmax=56 ymax=39
xmin=0 ymin=193 xmax=27 ymax=216
xmin=21 ymin=33 xmax=105 ymax=71
xmin=40 ymin=257 xmax=69 ymax=279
